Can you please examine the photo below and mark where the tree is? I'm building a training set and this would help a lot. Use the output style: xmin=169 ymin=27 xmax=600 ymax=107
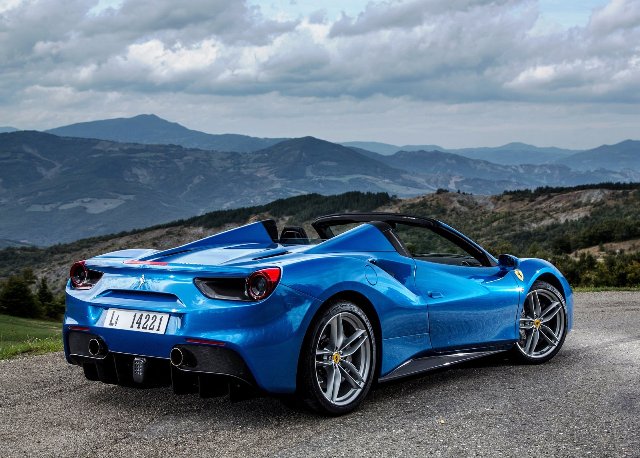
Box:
xmin=36 ymin=277 xmax=54 ymax=305
xmin=21 ymin=268 xmax=37 ymax=285
xmin=0 ymin=275 xmax=41 ymax=318
xmin=36 ymin=277 xmax=64 ymax=319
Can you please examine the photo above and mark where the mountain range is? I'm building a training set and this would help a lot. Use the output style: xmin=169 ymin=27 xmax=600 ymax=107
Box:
xmin=47 ymin=115 xmax=577 ymax=164
xmin=1 ymin=114 xmax=639 ymax=246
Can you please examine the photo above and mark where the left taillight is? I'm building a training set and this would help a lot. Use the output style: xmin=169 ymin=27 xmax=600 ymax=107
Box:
xmin=69 ymin=260 xmax=103 ymax=290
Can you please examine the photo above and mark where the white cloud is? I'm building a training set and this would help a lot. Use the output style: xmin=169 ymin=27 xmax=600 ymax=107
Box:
xmin=0 ymin=0 xmax=638 ymax=147
xmin=588 ymin=0 xmax=640 ymax=33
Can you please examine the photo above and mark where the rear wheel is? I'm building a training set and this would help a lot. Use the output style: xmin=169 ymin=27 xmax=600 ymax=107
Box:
xmin=512 ymin=280 xmax=567 ymax=364
xmin=298 ymin=301 xmax=376 ymax=415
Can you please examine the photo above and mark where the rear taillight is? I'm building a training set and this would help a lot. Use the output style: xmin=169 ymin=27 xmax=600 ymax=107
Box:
xmin=69 ymin=260 xmax=103 ymax=289
xmin=194 ymin=267 xmax=281 ymax=301
xmin=246 ymin=268 xmax=281 ymax=300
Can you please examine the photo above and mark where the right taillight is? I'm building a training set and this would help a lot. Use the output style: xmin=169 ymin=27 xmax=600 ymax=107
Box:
xmin=246 ymin=268 xmax=281 ymax=300
xmin=69 ymin=260 xmax=103 ymax=289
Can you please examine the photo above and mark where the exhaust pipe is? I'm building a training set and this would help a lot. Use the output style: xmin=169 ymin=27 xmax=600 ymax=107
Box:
xmin=170 ymin=347 xmax=184 ymax=366
xmin=170 ymin=347 xmax=195 ymax=368
xmin=88 ymin=338 xmax=104 ymax=357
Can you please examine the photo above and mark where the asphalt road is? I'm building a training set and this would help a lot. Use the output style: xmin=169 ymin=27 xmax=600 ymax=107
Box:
xmin=1 ymin=292 xmax=639 ymax=457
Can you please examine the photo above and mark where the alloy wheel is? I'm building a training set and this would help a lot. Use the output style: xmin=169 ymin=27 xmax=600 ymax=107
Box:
xmin=314 ymin=311 xmax=372 ymax=406
xmin=517 ymin=288 xmax=566 ymax=359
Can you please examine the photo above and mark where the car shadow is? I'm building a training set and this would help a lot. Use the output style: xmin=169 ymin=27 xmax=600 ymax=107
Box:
xmin=84 ymin=351 xmax=523 ymax=424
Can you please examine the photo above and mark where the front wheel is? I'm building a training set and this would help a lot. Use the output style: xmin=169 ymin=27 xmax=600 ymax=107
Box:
xmin=512 ymin=280 xmax=567 ymax=364
xmin=298 ymin=301 xmax=376 ymax=415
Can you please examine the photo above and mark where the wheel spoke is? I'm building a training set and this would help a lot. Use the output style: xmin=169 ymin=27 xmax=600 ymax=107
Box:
xmin=324 ymin=366 xmax=338 ymax=400
xmin=341 ymin=333 xmax=368 ymax=357
xmin=526 ymin=295 xmax=535 ymax=318
xmin=532 ymin=291 xmax=542 ymax=317
xmin=316 ymin=359 xmax=332 ymax=367
xmin=338 ymin=364 xmax=362 ymax=389
xmin=541 ymin=302 xmax=561 ymax=323
xmin=529 ymin=330 xmax=540 ymax=354
xmin=523 ymin=330 xmax=534 ymax=354
xmin=339 ymin=329 xmax=365 ymax=353
xmin=331 ymin=368 xmax=342 ymax=402
xmin=519 ymin=318 xmax=534 ymax=330
xmin=316 ymin=348 xmax=332 ymax=356
xmin=330 ymin=314 xmax=344 ymax=350
xmin=540 ymin=324 xmax=559 ymax=345
xmin=341 ymin=359 xmax=364 ymax=383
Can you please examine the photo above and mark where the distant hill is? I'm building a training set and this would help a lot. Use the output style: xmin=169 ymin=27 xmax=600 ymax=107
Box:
xmin=340 ymin=141 xmax=444 ymax=155
xmin=340 ymin=141 xmax=404 ymax=155
xmin=46 ymin=114 xmax=287 ymax=152
xmin=374 ymin=149 xmax=634 ymax=193
xmin=0 ymin=127 xmax=18 ymax=133
xmin=0 ymin=238 xmax=32 ymax=249
xmin=342 ymin=140 xmax=577 ymax=165
xmin=450 ymin=142 xmax=576 ymax=165
xmin=555 ymin=140 xmax=640 ymax=171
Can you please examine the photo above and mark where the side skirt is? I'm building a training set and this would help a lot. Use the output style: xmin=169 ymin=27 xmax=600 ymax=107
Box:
xmin=378 ymin=349 xmax=508 ymax=383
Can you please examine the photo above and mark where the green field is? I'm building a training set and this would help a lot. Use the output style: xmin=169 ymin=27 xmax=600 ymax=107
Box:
xmin=0 ymin=314 xmax=63 ymax=359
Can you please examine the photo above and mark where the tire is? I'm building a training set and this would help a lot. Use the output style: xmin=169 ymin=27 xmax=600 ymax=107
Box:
xmin=511 ymin=280 xmax=568 ymax=364
xmin=297 ymin=300 xmax=377 ymax=415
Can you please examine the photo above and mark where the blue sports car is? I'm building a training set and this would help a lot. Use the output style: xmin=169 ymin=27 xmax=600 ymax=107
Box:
xmin=64 ymin=213 xmax=572 ymax=415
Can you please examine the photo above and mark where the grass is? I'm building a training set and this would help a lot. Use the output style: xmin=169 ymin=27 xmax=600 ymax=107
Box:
xmin=0 ymin=314 xmax=63 ymax=360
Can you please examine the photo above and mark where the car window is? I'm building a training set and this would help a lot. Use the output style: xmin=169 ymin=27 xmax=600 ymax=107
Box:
xmin=392 ymin=223 xmax=483 ymax=267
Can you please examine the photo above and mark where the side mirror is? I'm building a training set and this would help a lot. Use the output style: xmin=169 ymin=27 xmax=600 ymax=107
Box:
xmin=498 ymin=254 xmax=520 ymax=270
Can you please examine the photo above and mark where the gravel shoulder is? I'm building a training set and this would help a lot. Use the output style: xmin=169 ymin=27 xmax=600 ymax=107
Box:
xmin=1 ymin=292 xmax=639 ymax=457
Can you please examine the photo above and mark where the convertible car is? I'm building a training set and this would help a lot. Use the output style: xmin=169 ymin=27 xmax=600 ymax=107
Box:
xmin=64 ymin=213 xmax=572 ymax=415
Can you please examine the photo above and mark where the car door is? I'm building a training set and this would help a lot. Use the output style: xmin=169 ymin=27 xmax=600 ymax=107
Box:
xmin=393 ymin=223 xmax=521 ymax=351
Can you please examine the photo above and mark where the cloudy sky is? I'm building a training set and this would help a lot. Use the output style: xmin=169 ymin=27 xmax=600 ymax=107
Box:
xmin=0 ymin=0 xmax=638 ymax=148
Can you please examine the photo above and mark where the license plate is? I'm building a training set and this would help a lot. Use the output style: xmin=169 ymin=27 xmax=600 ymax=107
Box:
xmin=103 ymin=309 xmax=169 ymax=334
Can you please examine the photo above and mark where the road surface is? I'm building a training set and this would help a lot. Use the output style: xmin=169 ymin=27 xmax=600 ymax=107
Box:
xmin=1 ymin=292 xmax=638 ymax=457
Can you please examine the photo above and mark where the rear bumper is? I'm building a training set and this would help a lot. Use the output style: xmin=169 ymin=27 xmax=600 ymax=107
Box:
xmin=64 ymin=283 xmax=320 ymax=394
xmin=67 ymin=330 xmax=257 ymax=396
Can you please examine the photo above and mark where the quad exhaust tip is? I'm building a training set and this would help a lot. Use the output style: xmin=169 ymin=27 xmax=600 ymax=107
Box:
xmin=88 ymin=338 xmax=105 ymax=357
xmin=170 ymin=347 xmax=195 ymax=368
xmin=170 ymin=347 xmax=184 ymax=367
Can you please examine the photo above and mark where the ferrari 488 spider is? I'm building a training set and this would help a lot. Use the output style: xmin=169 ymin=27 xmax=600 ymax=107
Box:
xmin=64 ymin=213 xmax=572 ymax=414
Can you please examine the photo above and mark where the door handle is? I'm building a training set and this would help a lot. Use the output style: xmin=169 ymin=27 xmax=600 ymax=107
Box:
xmin=428 ymin=291 xmax=443 ymax=298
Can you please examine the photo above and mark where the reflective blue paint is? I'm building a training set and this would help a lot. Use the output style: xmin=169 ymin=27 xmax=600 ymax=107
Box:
xmin=139 ymin=220 xmax=276 ymax=261
xmin=64 ymin=220 xmax=574 ymax=393
xmin=414 ymin=261 xmax=521 ymax=349
xmin=307 ymin=223 xmax=396 ymax=254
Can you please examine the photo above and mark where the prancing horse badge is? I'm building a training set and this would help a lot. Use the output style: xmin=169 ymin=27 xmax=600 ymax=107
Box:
xmin=514 ymin=269 xmax=524 ymax=281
